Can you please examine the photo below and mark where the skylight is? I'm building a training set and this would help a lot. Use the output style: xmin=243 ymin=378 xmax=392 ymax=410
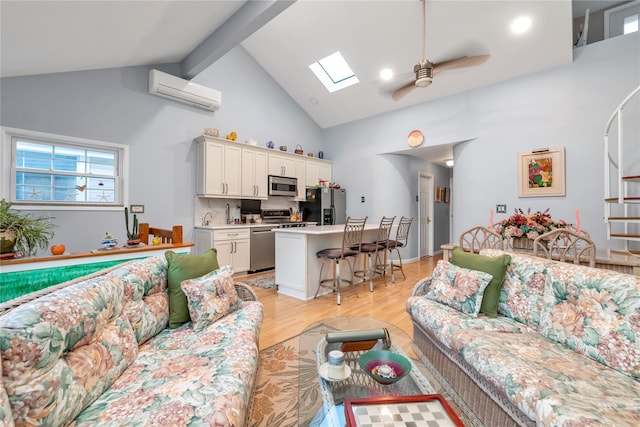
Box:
xmin=309 ymin=51 xmax=359 ymax=93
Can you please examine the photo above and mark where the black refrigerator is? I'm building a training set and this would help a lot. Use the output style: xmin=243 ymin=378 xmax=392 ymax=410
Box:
xmin=300 ymin=187 xmax=347 ymax=225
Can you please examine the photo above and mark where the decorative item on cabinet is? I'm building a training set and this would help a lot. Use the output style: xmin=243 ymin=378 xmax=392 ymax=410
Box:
xmin=245 ymin=139 xmax=257 ymax=146
xmin=279 ymin=145 xmax=287 ymax=151
xmin=266 ymin=141 xmax=274 ymax=149
xmin=204 ymin=128 xmax=219 ymax=137
xmin=307 ymin=153 xmax=314 ymax=157
xmin=318 ymin=151 xmax=324 ymax=159
xmin=225 ymin=131 xmax=237 ymax=141
xmin=295 ymin=144 xmax=304 ymax=155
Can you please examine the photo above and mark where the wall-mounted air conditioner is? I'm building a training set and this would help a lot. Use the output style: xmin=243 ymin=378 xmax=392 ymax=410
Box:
xmin=148 ymin=69 xmax=221 ymax=111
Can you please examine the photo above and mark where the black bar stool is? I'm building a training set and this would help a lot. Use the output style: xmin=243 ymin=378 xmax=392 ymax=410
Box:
xmin=315 ymin=217 xmax=367 ymax=305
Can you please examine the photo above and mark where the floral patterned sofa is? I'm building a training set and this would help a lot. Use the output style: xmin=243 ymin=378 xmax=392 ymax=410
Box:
xmin=407 ymin=249 xmax=640 ymax=427
xmin=0 ymin=254 xmax=263 ymax=427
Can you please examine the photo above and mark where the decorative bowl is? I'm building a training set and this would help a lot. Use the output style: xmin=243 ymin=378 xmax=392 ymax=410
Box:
xmin=101 ymin=238 xmax=118 ymax=250
xmin=358 ymin=350 xmax=411 ymax=385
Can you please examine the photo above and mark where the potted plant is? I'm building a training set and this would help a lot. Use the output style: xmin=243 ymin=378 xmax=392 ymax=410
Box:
xmin=0 ymin=198 xmax=56 ymax=256
xmin=124 ymin=207 xmax=140 ymax=245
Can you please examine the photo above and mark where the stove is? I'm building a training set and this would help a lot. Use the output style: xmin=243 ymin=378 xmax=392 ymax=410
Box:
xmin=261 ymin=209 xmax=309 ymax=228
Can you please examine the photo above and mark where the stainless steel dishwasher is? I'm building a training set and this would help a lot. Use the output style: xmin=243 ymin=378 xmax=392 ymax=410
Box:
xmin=249 ymin=226 xmax=276 ymax=272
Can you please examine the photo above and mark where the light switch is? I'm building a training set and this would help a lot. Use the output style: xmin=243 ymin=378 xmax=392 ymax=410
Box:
xmin=496 ymin=204 xmax=507 ymax=213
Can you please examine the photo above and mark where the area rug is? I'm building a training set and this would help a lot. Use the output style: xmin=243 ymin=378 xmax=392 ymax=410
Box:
xmin=242 ymin=273 xmax=277 ymax=289
xmin=248 ymin=324 xmax=482 ymax=427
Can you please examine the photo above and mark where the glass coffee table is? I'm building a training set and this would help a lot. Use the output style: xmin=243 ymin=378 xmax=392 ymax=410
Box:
xmin=297 ymin=317 xmax=442 ymax=426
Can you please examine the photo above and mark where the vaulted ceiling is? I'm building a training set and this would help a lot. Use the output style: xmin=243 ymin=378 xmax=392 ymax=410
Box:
xmin=0 ymin=1 xmax=620 ymax=163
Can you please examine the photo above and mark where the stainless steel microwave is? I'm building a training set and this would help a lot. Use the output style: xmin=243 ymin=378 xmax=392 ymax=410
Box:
xmin=268 ymin=175 xmax=297 ymax=197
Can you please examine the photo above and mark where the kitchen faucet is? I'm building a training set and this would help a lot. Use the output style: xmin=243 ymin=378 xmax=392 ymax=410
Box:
xmin=225 ymin=203 xmax=231 ymax=224
xmin=202 ymin=212 xmax=212 ymax=226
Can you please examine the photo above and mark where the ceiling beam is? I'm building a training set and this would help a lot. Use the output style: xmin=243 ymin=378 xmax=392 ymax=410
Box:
xmin=181 ymin=0 xmax=296 ymax=79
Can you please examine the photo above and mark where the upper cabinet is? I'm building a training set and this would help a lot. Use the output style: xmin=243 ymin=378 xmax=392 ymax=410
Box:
xmin=305 ymin=159 xmax=332 ymax=186
xmin=196 ymin=138 xmax=241 ymax=197
xmin=268 ymin=153 xmax=296 ymax=178
xmin=195 ymin=135 xmax=331 ymax=199
xmin=241 ymin=149 xmax=268 ymax=199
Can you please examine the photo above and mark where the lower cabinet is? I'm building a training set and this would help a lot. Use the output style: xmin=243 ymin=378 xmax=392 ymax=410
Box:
xmin=195 ymin=228 xmax=250 ymax=273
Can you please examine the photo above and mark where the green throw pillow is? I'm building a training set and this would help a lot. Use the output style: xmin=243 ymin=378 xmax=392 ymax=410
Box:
xmin=166 ymin=249 xmax=219 ymax=328
xmin=450 ymin=246 xmax=510 ymax=318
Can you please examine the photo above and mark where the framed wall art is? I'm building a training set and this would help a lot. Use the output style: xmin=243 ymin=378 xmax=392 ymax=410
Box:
xmin=518 ymin=147 xmax=565 ymax=197
xmin=444 ymin=187 xmax=450 ymax=203
xmin=435 ymin=185 xmax=442 ymax=203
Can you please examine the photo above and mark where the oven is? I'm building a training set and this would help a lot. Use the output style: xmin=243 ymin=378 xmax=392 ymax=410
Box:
xmin=268 ymin=175 xmax=298 ymax=197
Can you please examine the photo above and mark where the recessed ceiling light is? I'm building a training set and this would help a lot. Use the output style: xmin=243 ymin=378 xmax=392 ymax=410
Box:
xmin=380 ymin=68 xmax=393 ymax=81
xmin=511 ymin=16 xmax=532 ymax=34
xmin=445 ymin=159 xmax=454 ymax=167
xmin=309 ymin=51 xmax=359 ymax=93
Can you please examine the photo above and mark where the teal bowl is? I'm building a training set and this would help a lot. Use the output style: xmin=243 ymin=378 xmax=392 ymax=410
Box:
xmin=358 ymin=350 xmax=411 ymax=385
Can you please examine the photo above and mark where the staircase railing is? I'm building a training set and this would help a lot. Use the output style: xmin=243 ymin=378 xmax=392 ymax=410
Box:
xmin=604 ymin=85 xmax=640 ymax=249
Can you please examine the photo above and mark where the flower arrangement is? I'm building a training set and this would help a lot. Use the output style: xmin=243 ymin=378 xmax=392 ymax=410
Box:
xmin=497 ymin=208 xmax=567 ymax=239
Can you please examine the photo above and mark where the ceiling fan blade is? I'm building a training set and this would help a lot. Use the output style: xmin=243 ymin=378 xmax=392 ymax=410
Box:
xmin=432 ymin=55 xmax=490 ymax=75
xmin=392 ymin=81 xmax=416 ymax=101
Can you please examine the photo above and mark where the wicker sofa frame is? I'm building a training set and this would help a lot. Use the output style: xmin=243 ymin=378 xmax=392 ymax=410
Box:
xmin=410 ymin=279 xmax=535 ymax=427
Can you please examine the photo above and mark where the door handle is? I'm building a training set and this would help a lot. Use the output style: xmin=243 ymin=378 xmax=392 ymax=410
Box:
xmin=427 ymin=216 xmax=431 ymax=223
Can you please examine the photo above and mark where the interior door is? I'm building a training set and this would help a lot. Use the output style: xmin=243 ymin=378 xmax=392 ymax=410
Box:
xmin=419 ymin=174 xmax=433 ymax=257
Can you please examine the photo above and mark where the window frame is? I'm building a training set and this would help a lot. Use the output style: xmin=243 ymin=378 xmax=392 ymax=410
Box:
xmin=1 ymin=127 xmax=129 ymax=211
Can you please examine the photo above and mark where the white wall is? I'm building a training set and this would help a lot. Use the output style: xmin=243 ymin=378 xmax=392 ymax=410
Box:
xmin=1 ymin=33 xmax=638 ymax=256
xmin=323 ymin=32 xmax=639 ymax=251
xmin=0 ymin=46 xmax=324 ymax=253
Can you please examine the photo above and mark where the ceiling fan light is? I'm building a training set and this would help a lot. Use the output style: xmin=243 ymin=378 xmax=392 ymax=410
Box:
xmin=415 ymin=77 xmax=433 ymax=88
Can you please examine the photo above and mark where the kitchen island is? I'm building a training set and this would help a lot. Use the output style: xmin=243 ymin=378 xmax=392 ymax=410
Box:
xmin=274 ymin=224 xmax=381 ymax=300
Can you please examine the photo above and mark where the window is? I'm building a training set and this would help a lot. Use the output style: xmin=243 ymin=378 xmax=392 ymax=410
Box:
xmin=605 ymin=1 xmax=640 ymax=39
xmin=2 ymin=127 xmax=128 ymax=209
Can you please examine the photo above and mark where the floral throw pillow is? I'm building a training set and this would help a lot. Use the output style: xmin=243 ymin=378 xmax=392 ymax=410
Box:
xmin=425 ymin=260 xmax=493 ymax=317
xmin=180 ymin=265 xmax=240 ymax=332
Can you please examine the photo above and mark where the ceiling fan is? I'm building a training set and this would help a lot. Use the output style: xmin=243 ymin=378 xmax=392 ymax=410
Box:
xmin=392 ymin=0 xmax=490 ymax=101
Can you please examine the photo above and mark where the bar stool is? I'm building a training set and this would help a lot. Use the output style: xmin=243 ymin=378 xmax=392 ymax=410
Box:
xmin=381 ymin=216 xmax=413 ymax=283
xmin=315 ymin=217 xmax=367 ymax=305
xmin=353 ymin=216 xmax=395 ymax=291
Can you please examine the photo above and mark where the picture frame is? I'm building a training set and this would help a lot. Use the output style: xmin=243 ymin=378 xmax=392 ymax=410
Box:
xmin=518 ymin=147 xmax=565 ymax=197
xmin=344 ymin=394 xmax=465 ymax=427
xmin=444 ymin=187 xmax=450 ymax=203
xmin=435 ymin=185 xmax=442 ymax=203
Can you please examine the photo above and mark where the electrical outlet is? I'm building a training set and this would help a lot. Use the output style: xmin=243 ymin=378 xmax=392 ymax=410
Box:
xmin=361 ymin=196 xmax=365 ymax=203
xmin=496 ymin=204 xmax=507 ymax=213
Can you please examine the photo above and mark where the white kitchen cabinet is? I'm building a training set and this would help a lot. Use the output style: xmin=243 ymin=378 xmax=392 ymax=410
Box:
xmin=241 ymin=149 xmax=268 ymax=199
xmin=305 ymin=159 xmax=332 ymax=187
xmin=295 ymin=158 xmax=306 ymax=200
xmin=194 ymin=228 xmax=250 ymax=273
xmin=268 ymin=153 xmax=296 ymax=177
xmin=196 ymin=139 xmax=242 ymax=198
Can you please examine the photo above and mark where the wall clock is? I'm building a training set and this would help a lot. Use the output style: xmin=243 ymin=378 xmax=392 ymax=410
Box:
xmin=407 ymin=130 xmax=424 ymax=147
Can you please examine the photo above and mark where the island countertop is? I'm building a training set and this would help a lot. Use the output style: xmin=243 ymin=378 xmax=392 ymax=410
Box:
xmin=274 ymin=223 xmax=381 ymax=235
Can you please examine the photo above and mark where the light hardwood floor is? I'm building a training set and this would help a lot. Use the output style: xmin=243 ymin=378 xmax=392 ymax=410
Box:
xmin=237 ymin=254 xmax=442 ymax=350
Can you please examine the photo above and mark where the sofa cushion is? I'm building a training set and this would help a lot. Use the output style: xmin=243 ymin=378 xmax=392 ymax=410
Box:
xmin=0 ymin=275 xmax=138 ymax=426
xmin=181 ymin=265 xmax=240 ymax=332
xmin=452 ymin=329 xmax=640 ymax=426
xmin=70 ymin=302 xmax=264 ymax=427
xmin=166 ymin=249 xmax=219 ymax=329
xmin=450 ymin=246 xmax=511 ymax=317
xmin=426 ymin=260 xmax=492 ymax=317
xmin=107 ymin=255 xmax=169 ymax=344
xmin=407 ymin=296 xmax=530 ymax=349
xmin=0 ymin=355 xmax=13 ymax=427
xmin=540 ymin=262 xmax=640 ymax=380
xmin=481 ymin=249 xmax=551 ymax=330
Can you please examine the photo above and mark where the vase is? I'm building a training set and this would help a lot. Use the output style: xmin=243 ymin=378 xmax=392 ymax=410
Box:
xmin=512 ymin=236 xmax=534 ymax=251
xmin=0 ymin=236 xmax=16 ymax=254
